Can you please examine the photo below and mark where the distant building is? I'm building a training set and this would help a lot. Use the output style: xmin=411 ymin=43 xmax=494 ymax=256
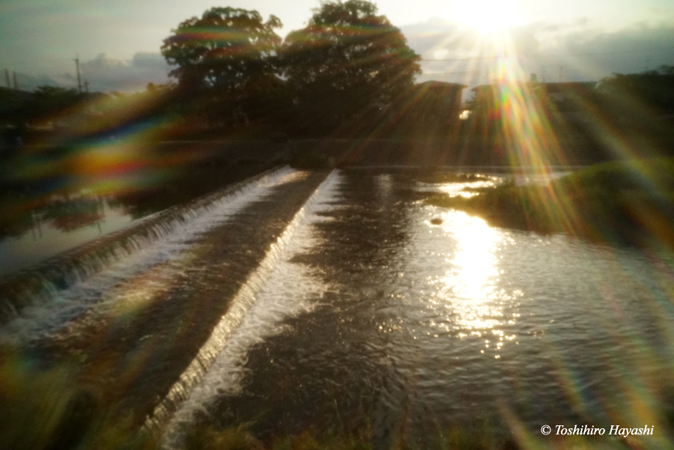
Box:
xmin=470 ymin=84 xmax=504 ymax=113
xmin=533 ymin=82 xmax=598 ymax=125
xmin=468 ymin=81 xmax=599 ymax=136
xmin=469 ymin=83 xmax=522 ymax=137
xmin=396 ymin=81 xmax=467 ymax=138
xmin=409 ymin=81 xmax=466 ymax=123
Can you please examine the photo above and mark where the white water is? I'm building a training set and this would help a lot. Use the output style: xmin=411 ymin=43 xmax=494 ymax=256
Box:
xmin=146 ymin=169 xmax=674 ymax=448
xmin=0 ymin=167 xmax=297 ymax=345
xmin=157 ymin=172 xmax=341 ymax=449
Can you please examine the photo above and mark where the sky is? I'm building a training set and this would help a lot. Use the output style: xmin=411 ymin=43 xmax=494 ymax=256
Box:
xmin=1 ymin=0 xmax=673 ymax=93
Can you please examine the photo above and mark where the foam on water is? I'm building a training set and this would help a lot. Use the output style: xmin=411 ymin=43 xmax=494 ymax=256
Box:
xmin=153 ymin=172 xmax=341 ymax=448
xmin=0 ymin=167 xmax=297 ymax=344
xmin=150 ymin=169 xmax=674 ymax=447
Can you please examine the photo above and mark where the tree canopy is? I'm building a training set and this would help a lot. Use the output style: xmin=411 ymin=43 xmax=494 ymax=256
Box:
xmin=281 ymin=0 xmax=421 ymax=134
xmin=161 ymin=7 xmax=283 ymax=126
xmin=162 ymin=7 xmax=282 ymax=90
xmin=598 ymin=65 xmax=674 ymax=115
xmin=160 ymin=2 xmax=420 ymax=134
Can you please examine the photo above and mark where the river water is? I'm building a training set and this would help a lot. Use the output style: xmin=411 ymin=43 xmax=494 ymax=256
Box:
xmin=2 ymin=167 xmax=673 ymax=448
xmin=159 ymin=168 xmax=674 ymax=448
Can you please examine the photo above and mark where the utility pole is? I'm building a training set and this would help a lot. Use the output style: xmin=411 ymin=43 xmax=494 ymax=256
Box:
xmin=12 ymin=71 xmax=18 ymax=90
xmin=4 ymin=69 xmax=10 ymax=88
xmin=74 ymin=54 xmax=82 ymax=93
xmin=84 ymin=80 xmax=90 ymax=94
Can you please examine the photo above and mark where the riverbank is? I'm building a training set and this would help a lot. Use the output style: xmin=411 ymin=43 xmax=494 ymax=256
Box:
xmin=425 ymin=157 xmax=674 ymax=249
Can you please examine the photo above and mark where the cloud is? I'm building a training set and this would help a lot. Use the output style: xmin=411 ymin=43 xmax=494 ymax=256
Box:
xmin=531 ymin=22 xmax=674 ymax=78
xmin=401 ymin=19 xmax=543 ymax=88
xmin=10 ymin=52 xmax=170 ymax=93
xmin=11 ymin=21 xmax=673 ymax=96
xmin=401 ymin=19 xmax=674 ymax=90
xmin=79 ymin=52 xmax=170 ymax=93
xmin=400 ymin=18 xmax=480 ymax=60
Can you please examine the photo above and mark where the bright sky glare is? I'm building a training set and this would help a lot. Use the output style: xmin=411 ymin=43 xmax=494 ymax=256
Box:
xmin=1 ymin=0 xmax=673 ymax=92
xmin=452 ymin=0 xmax=523 ymax=33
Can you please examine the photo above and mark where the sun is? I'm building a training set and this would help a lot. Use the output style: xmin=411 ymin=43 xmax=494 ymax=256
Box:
xmin=455 ymin=0 xmax=522 ymax=34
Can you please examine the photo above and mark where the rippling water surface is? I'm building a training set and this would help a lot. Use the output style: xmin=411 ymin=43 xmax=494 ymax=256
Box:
xmin=3 ymin=166 xmax=672 ymax=448
xmin=167 ymin=168 xmax=674 ymax=447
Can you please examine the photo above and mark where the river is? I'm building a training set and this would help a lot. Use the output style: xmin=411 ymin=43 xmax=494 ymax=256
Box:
xmin=163 ymin=168 xmax=674 ymax=448
xmin=1 ymin=167 xmax=673 ymax=449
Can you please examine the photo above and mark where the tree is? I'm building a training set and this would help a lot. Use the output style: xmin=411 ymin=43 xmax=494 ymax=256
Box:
xmin=161 ymin=7 xmax=283 ymax=127
xmin=282 ymin=0 xmax=421 ymax=135
xmin=596 ymin=66 xmax=674 ymax=142
xmin=598 ymin=66 xmax=674 ymax=115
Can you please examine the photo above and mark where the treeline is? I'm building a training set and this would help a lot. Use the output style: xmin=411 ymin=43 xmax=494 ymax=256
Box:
xmin=2 ymin=0 xmax=673 ymax=150
xmin=1 ymin=0 xmax=425 ymax=144
xmin=594 ymin=66 xmax=674 ymax=137
xmin=0 ymin=84 xmax=182 ymax=147
xmin=161 ymin=0 xmax=421 ymax=138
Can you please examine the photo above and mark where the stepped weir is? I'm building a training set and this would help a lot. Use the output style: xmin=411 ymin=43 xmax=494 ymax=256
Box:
xmin=0 ymin=166 xmax=334 ymax=441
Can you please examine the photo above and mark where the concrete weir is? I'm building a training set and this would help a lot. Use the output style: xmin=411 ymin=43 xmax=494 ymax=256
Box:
xmin=147 ymin=170 xmax=337 ymax=438
xmin=0 ymin=166 xmax=284 ymax=324
xmin=0 ymin=166 xmax=332 ymax=438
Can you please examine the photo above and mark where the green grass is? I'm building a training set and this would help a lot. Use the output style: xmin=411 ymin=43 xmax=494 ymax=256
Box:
xmin=425 ymin=158 xmax=674 ymax=248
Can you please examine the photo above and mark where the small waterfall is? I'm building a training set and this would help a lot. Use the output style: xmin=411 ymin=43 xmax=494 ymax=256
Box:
xmin=0 ymin=167 xmax=288 ymax=326
xmin=143 ymin=171 xmax=339 ymax=440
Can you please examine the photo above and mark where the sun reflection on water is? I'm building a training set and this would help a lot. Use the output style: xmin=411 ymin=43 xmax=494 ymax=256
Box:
xmin=437 ymin=179 xmax=497 ymax=198
xmin=444 ymin=211 xmax=500 ymax=324
xmin=429 ymin=209 xmax=520 ymax=355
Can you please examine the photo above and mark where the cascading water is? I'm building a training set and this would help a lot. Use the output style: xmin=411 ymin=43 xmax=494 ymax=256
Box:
xmin=4 ymin=166 xmax=672 ymax=449
xmin=140 ymin=168 xmax=674 ymax=449
xmin=146 ymin=171 xmax=339 ymax=440
xmin=0 ymin=166 xmax=293 ymax=339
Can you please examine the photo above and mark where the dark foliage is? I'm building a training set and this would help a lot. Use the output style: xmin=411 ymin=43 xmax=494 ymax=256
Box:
xmin=162 ymin=7 xmax=285 ymax=128
xmin=281 ymin=0 xmax=421 ymax=136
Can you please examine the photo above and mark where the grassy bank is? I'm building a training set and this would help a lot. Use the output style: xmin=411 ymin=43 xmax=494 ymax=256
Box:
xmin=426 ymin=158 xmax=674 ymax=249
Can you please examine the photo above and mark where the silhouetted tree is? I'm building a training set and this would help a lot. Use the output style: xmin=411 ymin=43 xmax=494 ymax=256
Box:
xmin=162 ymin=7 xmax=283 ymax=127
xmin=282 ymin=0 xmax=421 ymax=136
xmin=596 ymin=66 xmax=674 ymax=144
xmin=598 ymin=65 xmax=674 ymax=116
